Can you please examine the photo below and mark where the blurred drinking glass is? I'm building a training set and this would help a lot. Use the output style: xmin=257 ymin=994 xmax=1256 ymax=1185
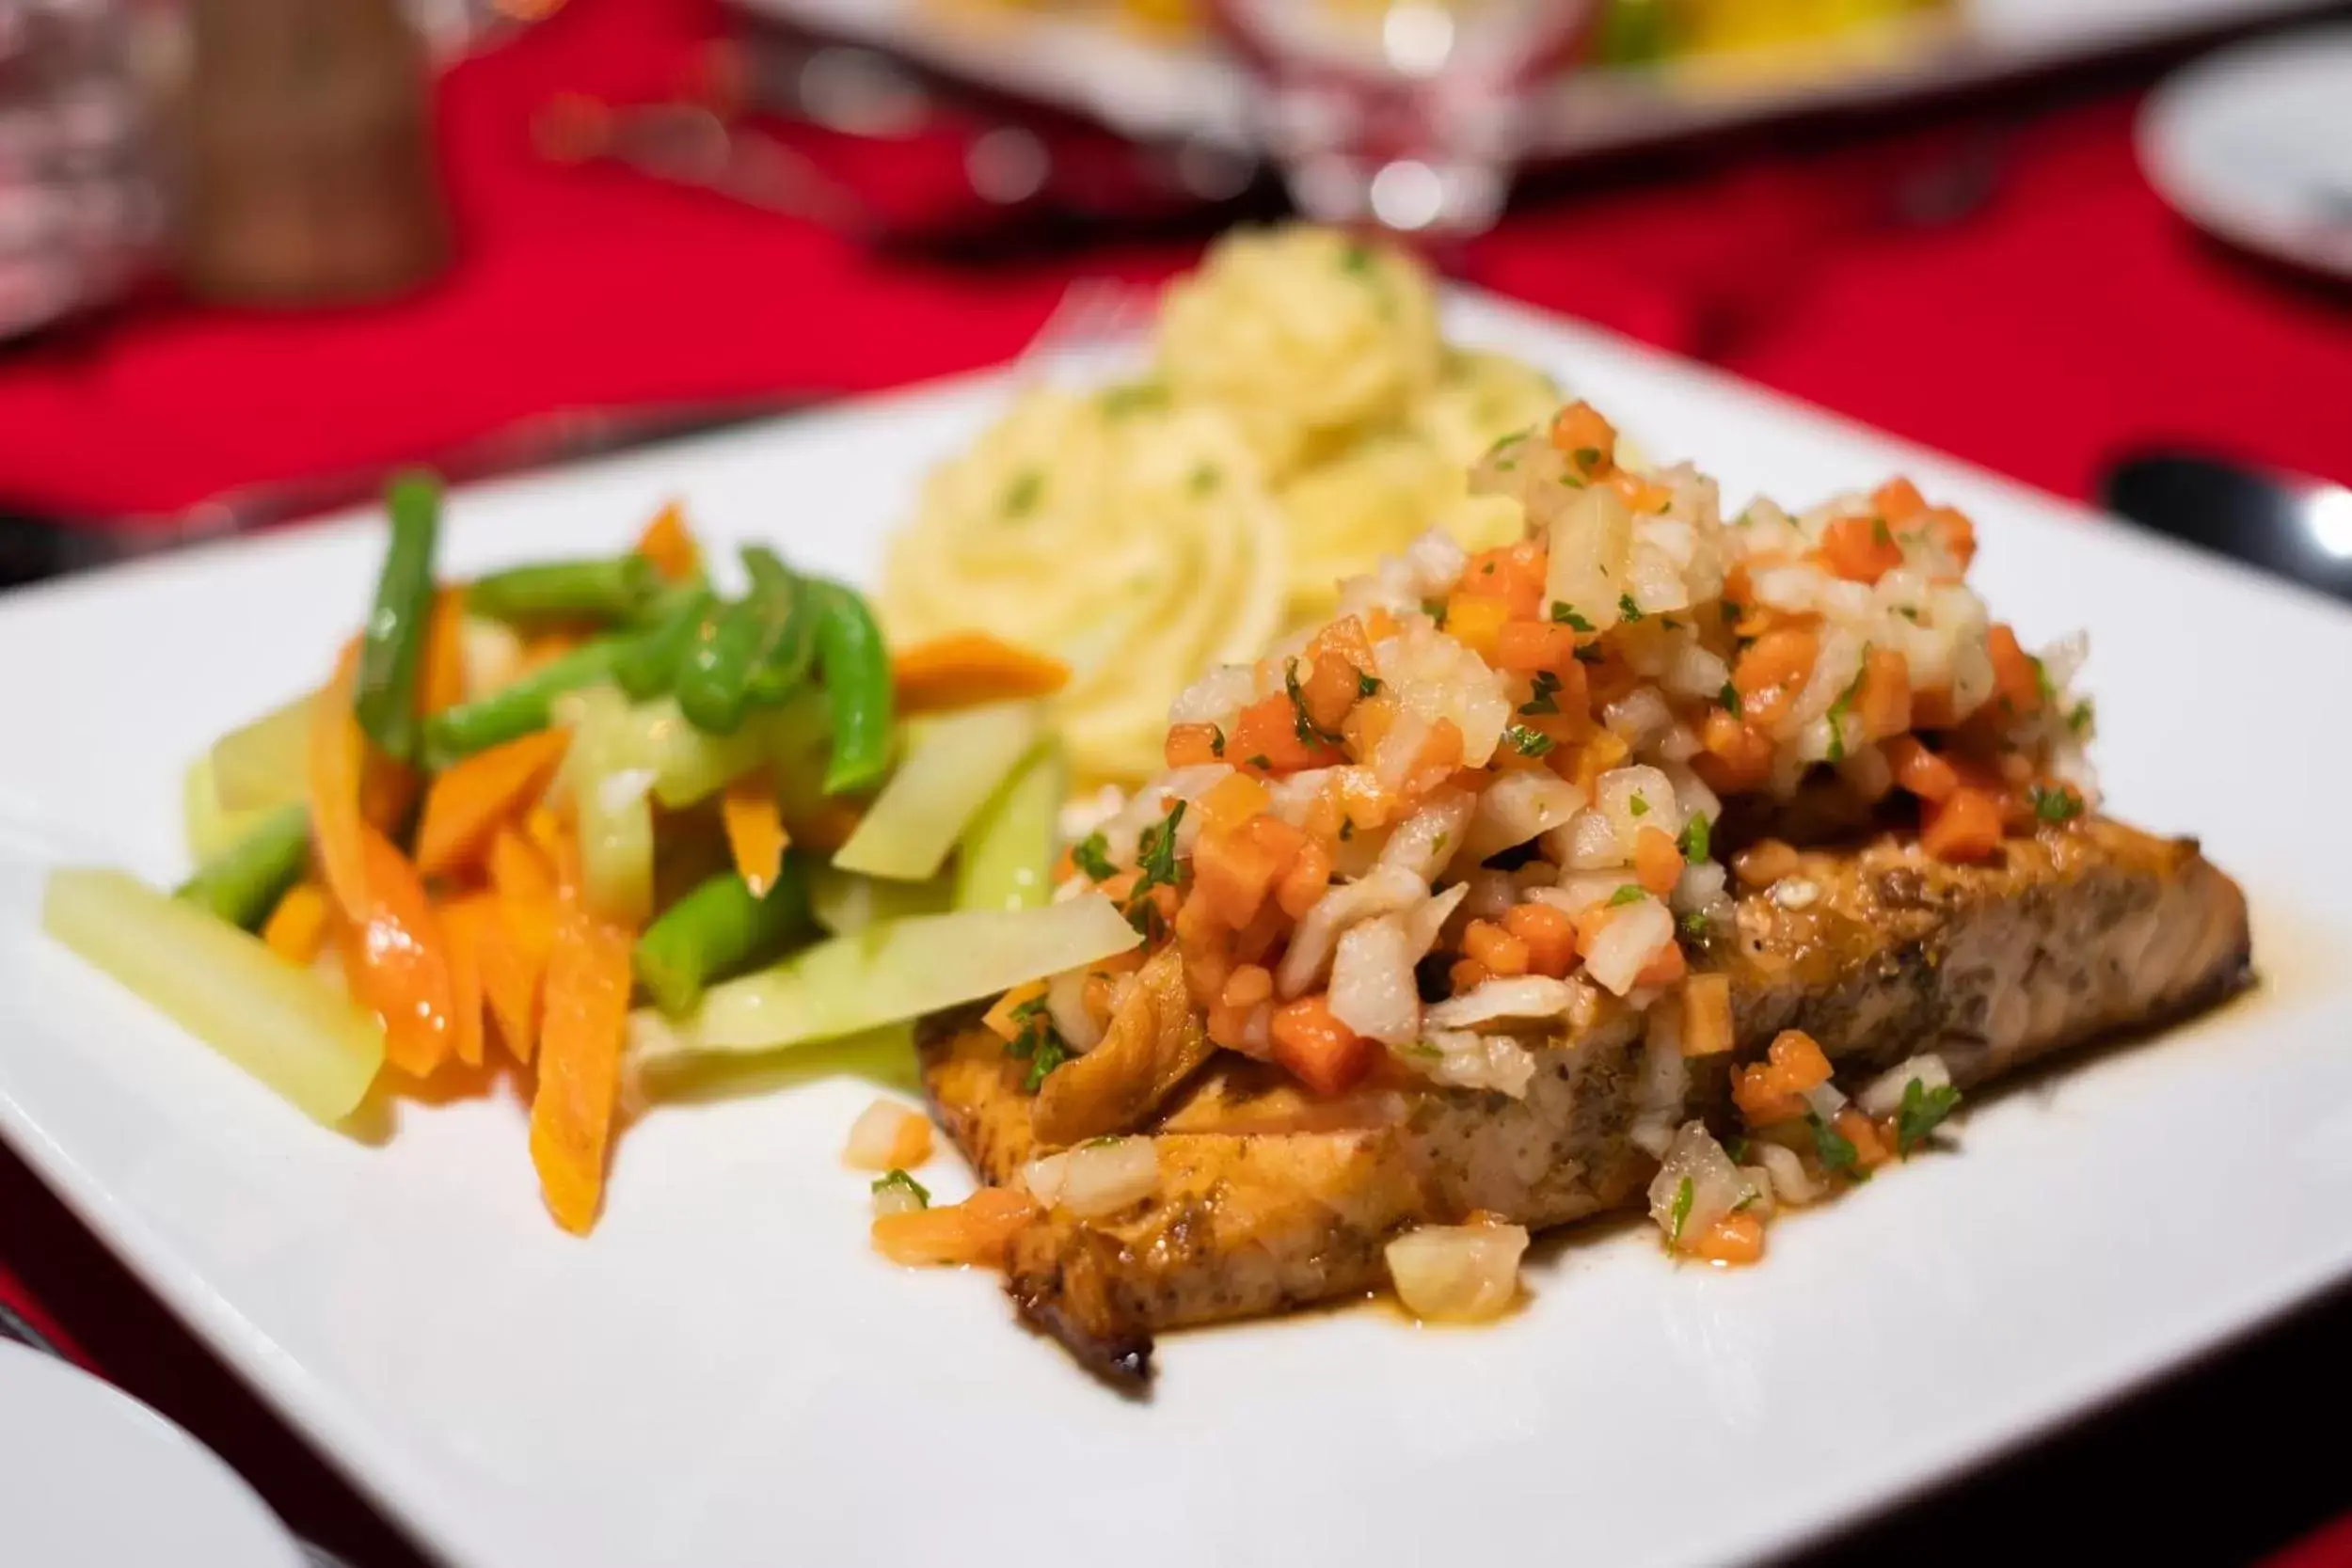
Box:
xmin=1207 ymin=0 xmax=1591 ymax=239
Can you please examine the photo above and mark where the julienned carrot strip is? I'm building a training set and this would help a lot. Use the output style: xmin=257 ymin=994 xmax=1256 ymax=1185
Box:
xmin=719 ymin=776 xmax=789 ymax=898
xmin=309 ymin=644 xmax=373 ymax=921
xmin=525 ymin=806 xmax=581 ymax=896
xmin=419 ymin=587 xmax=469 ymax=716
xmin=529 ymin=906 xmax=634 ymax=1234
xmin=487 ymin=824 xmax=556 ymax=902
xmin=415 ymin=730 xmax=571 ymax=879
xmin=262 ymin=883 xmax=330 ymax=966
xmin=440 ymin=896 xmax=489 ymax=1069
xmin=634 ymin=500 xmax=700 ymax=583
xmin=485 ymin=895 xmax=555 ymax=1063
xmin=1922 ymin=786 xmax=2004 ymax=863
xmin=891 ymin=631 xmax=1071 ymax=715
xmin=341 ymin=827 xmax=457 ymax=1076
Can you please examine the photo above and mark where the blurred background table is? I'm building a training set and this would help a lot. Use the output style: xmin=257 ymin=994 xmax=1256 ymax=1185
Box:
xmin=2 ymin=0 xmax=2350 ymax=1562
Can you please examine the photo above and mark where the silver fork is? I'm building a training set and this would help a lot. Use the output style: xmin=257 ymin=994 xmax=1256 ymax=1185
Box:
xmin=1016 ymin=277 xmax=1157 ymax=384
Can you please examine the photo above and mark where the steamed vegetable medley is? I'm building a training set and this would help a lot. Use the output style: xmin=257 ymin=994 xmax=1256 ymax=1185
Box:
xmin=41 ymin=475 xmax=1107 ymax=1233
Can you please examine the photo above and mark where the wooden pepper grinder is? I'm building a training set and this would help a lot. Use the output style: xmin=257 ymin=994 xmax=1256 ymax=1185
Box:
xmin=177 ymin=0 xmax=450 ymax=304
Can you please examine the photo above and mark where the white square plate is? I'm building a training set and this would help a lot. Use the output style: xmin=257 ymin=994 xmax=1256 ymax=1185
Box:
xmin=1 ymin=293 xmax=2347 ymax=1568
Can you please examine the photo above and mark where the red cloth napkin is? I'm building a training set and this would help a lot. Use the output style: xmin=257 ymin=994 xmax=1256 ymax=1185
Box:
xmin=4 ymin=2 xmax=2352 ymax=1564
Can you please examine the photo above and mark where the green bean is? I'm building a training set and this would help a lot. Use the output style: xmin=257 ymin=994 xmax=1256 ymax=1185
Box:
xmin=420 ymin=636 xmax=630 ymax=767
xmin=812 ymin=581 xmax=894 ymax=795
xmin=633 ymin=855 xmax=814 ymax=1018
xmin=174 ymin=802 xmax=311 ymax=932
xmin=468 ymin=554 xmax=661 ymax=626
xmin=673 ymin=599 xmax=767 ymax=736
xmin=740 ymin=548 xmax=818 ymax=707
xmin=612 ymin=588 xmax=716 ymax=701
xmin=354 ymin=471 xmax=441 ymax=761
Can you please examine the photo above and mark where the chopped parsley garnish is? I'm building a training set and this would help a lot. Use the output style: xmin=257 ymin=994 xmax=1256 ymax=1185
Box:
xmin=2068 ymin=699 xmax=2095 ymax=735
xmin=1400 ymin=1039 xmax=1442 ymax=1059
xmin=1608 ymin=883 xmax=1645 ymax=907
xmin=1024 ymin=1036 xmax=1070 ymax=1092
xmin=1660 ymin=616 xmax=1682 ymax=631
xmin=1677 ymin=814 xmax=1711 ymax=863
xmin=1551 ymin=602 xmax=1595 ymax=632
xmin=1897 ymin=606 xmax=1920 ymax=622
xmin=1484 ymin=428 xmax=1533 ymax=461
xmin=1730 ymin=1187 xmax=1760 ymax=1214
xmin=1507 ymin=725 xmax=1555 ymax=759
xmin=1099 ymin=382 xmax=1168 ymax=417
xmin=1679 ymin=910 xmax=1712 ymax=940
xmin=1823 ymin=650 xmax=1870 ymax=764
xmin=1247 ymin=753 xmax=1272 ymax=769
xmin=1209 ymin=723 xmax=1227 ymax=758
xmin=1724 ymin=1133 xmax=1750 ymax=1163
xmin=1358 ymin=670 xmax=1382 ymax=698
xmin=1574 ymin=645 xmax=1604 ymax=664
xmin=1189 ymin=463 xmax=1220 ymax=496
xmin=1481 ymin=561 xmax=1497 ymax=576
xmin=2031 ymin=654 xmax=2056 ymax=704
xmin=1668 ymin=1177 xmax=1695 ymax=1243
xmin=1424 ymin=598 xmax=1449 ymax=628
xmin=1520 ymin=670 xmax=1562 ymax=716
xmin=1283 ymin=660 xmax=1344 ymax=747
xmin=1719 ymin=682 xmax=1743 ymax=720
xmin=1003 ymin=468 xmax=1043 ymax=517
xmin=1072 ymin=833 xmax=1116 ymax=882
xmin=1809 ymin=1111 xmax=1864 ymax=1180
xmin=1617 ymin=593 xmax=1645 ymax=623
xmin=1339 ymin=818 xmax=1355 ymax=842
xmin=1871 ymin=515 xmax=1894 ymax=547
xmin=1896 ymin=1078 xmax=1963 ymax=1155
xmin=1340 ymin=241 xmax=1374 ymax=276
xmin=1572 ymin=445 xmax=1603 ymax=471
xmin=2028 ymin=783 xmax=2084 ymax=824
xmin=1133 ymin=800 xmax=1186 ymax=899
xmin=871 ymin=1169 xmax=930 ymax=1207
xmin=1628 ymin=793 xmax=1649 ymax=817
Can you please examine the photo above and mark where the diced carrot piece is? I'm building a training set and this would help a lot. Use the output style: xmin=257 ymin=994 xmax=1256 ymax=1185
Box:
xmin=871 ymin=1186 xmax=1037 ymax=1267
xmin=720 ymin=776 xmax=789 ymax=898
xmin=529 ymin=906 xmax=635 ymax=1235
xmin=634 ymin=500 xmax=702 ymax=583
xmin=1853 ymin=646 xmax=1912 ymax=740
xmin=1836 ymin=1107 xmax=1894 ymax=1171
xmin=1222 ymin=964 xmax=1274 ymax=1008
xmin=893 ymin=631 xmax=1070 ymax=715
xmin=1305 ymin=615 xmax=1377 ymax=675
xmin=1733 ymin=627 xmax=1820 ymax=728
xmin=1871 ymin=477 xmax=1928 ymax=525
xmin=439 ymin=895 xmax=491 ymax=1069
xmin=1269 ymin=994 xmax=1374 ymax=1097
xmin=262 ymin=883 xmax=330 ymax=966
xmin=1493 ymin=620 xmax=1580 ymax=673
xmin=1502 ymin=902 xmax=1577 ymax=977
xmin=1230 ymin=691 xmax=1343 ymax=774
xmin=983 ymin=981 xmax=1048 ymax=1041
xmin=1690 ymin=1212 xmax=1765 ymax=1266
xmin=1607 ymin=468 xmax=1672 ymax=515
xmin=1548 ymin=400 xmax=1617 ymax=474
xmin=1400 ymin=718 xmax=1466 ymax=800
xmin=1192 ymin=816 xmax=1303 ymax=930
xmin=1165 ymin=722 xmax=1224 ymax=769
xmin=1633 ymin=824 xmax=1685 ymax=897
xmin=1922 ymin=785 xmax=2005 ymax=862
xmin=1883 ymin=736 xmax=1960 ymax=802
xmin=1449 ymin=958 xmax=1490 ymax=994
xmin=1441 ymin=594 xmax=1509 ymax=663
xmin=1276 ymin=838 xmax=1332 ymax=920
xmin=1732 ymin=1067 xmax=1806 ymax=1127
xmin=1456 ymin=543 xmax=1549 ymax=620
xmin=1911 ymin=686 xmax=1960 ymax=730
xmin=1680 ymin=973 xmax=1733 ymax=1056
xmin=414 ymin=729 xmax=571 ymax=879
xmin=1572 ymin=900 xmax=1618 ymax=957
xmin=1634 ymin=938 xmax=1687 ymax=988
xmin=1921 ymin=505 xmax=1977 ymax=574
xmin=1768 ymin=1029 xmax=1833 ymax=1092
xmin=1694 ymin=711 xmax=1772 ymax=793
xmin=1462 ymin=919 xmax=1531 ymax=977
xmin=1198 ymin=771 xmax=1271 ymax=834
xmin=1984 ymin=625 xmax=2042 ymax=718
xmin=1818 ymin=515 xmax=1905 ymax=585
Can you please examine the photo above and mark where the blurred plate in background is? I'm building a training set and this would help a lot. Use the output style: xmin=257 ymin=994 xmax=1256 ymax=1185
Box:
xmin=2137 ymin=23 xmax=2352 ymax=279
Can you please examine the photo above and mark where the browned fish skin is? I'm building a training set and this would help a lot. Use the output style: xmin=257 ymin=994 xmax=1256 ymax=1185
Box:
xmin=919 ymin=816 xmax=2251 ymax=1385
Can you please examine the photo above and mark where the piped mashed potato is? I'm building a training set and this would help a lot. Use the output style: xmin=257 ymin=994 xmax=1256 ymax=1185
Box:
xmin=882 ymin=226 xmax=1560 ymax=784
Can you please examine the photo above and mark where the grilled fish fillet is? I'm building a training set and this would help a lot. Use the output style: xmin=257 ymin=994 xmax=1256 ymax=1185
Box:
xmin=919 ymin=816 xmax=2251 ymax=1384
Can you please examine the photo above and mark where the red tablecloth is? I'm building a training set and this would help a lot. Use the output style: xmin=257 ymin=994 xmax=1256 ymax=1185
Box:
xmin=4 ymin=2 xmax=2351 ymax=1563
